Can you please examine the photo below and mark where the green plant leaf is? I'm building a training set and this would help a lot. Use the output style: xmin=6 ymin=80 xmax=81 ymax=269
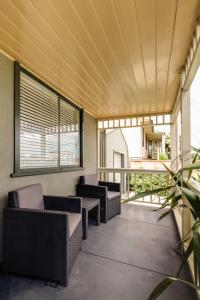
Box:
xmin=162 ymin=194 xmax=181 ymax=210
xmin=171 ymin=194 xmax=182 ymax=205
xmin=148 ymin=276 xmax=200 ymax=300
xmin=191 ymin=146 xmax=200 ymax=152
xmin=187 ymin=148 xmax=200 ymax=180
xmin=181 ymin=163 xmax=200 ymax=172
xmin=161 ymin=163 xmax=175 ymax=178
xmin=190 ymin=208 xmax=197 ymax=220
xmin=161 ymin=163 xmax=182 ymax=186
xmin=157 ymin=193 xmax=182 ymax=221
xmin=157 ymin=205 xmax=176 ymax=221
xmin=175 ymin=236 xmax=191 ymax=253
xmin=123 ymin=185 xmax=174 ymax=203
xmin=180 ymin=187 xmax=200 ymax=219
xmin=176 ymin=239 xmax=193 ymax=276
xmin=193 ymin=223 xmax=200 ymax=285
xmin=148 ymin=278 xmax=174 ymax=300
xmin=193 ymin=229 xmax=198 ymax=284
xmin=152 ymin=193 xmax=175 ymax=211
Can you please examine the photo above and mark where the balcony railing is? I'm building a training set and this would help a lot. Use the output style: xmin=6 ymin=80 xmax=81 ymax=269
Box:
xmin=98 ymin=167 xmax=169 ymax=205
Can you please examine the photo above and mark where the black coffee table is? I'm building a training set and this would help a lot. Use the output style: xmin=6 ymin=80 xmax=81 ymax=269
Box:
xmin=82 ymin=197 xmax=100 ymax=239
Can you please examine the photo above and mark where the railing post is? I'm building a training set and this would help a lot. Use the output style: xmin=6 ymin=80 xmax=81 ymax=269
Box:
xmin=98 ymin=168 xmax=167 ymax=205
xmin=158 ymin=174 xmax=161 ymax=203
xmin=166 ymin=174 xmax=170 ymax=198
xmin=150 ymin=174 xmax=153 ymax=202
xmin=127 ymin=173 xmax=130 ymax=199
xmin=142 ymin=174 xmax=145 ymax=202
xmin=134 ymin=173 xmax=137 ymax=195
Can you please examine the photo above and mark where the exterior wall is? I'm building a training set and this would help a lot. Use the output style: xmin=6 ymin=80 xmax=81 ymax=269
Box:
xmin=105 ymin=129 xmax=129 ymax=168
xmin=130 ymin=127 xmax=143 ymax=159
xmin=0 ymin=53 xmax=97 ymax=261
xmin=129 ymin=127 xmax=148 ymax=159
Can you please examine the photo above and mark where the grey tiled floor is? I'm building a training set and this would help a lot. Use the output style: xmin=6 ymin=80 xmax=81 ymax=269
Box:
xmin=0 ymin=203 xmax=197 ymax=300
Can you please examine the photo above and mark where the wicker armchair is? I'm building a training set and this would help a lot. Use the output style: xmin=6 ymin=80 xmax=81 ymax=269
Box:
xmin=76 ymin=174 xmax=121 ymax=223
xmin=3 ymin=184 xmax=82 ymax=286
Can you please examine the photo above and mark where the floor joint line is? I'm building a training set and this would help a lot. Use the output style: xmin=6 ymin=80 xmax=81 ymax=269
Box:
xmin=81 ymin=250 xmax=174 ymax=278
xmin=118 ymin=216 xmax=173 ymax=228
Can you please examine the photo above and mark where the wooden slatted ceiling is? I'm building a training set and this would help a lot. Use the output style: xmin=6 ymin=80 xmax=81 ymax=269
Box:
xmin=0 ymin=0 xmax=199 ymax=118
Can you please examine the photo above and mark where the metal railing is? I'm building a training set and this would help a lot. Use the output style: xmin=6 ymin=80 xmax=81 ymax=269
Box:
xmin=98 ymin=167 xmax=169 ymax=205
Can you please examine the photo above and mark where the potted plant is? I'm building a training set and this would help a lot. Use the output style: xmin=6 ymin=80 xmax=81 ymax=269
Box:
xmin=124 ymin=147 xmax=200 ymax=299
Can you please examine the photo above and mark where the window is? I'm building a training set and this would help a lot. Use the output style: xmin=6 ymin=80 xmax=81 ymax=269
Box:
xmin=60 ymin=99 xmax=80 ymax=166
xmin=14 ymin=62 xmax=83 ymax=176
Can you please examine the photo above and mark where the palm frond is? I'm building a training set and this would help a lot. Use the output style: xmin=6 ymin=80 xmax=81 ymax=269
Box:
xmin=122 ymin=185 xmax=174 ymax=204
xmin=148 ymin=276 xmax=200 ymax=300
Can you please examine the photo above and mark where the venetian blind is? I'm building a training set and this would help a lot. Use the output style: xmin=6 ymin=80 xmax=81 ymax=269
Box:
xmin=19 ymin=71 xmax=59 ymax=169
xmin=60 ymin=98 xmax=80 ymax=166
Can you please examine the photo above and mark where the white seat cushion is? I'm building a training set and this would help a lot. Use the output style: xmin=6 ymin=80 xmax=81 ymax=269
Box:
xmin=12 ymin=184 xmax=44 ymax=209
xmin=69 ymin=213 xmax=81 ymax=237
xmin=80 ymin=174 xmax=98 ymax=185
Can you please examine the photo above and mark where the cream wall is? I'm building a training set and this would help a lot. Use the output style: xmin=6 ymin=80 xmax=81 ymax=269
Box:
xmin=0 ymin=53 xmax=97 ymax=261
xmin=105 ymin=129 xmax=129 ymax=168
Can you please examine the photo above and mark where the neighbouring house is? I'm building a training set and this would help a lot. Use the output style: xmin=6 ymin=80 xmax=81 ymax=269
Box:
xmin=130 ymin=126 xmax=168 ymax=161
xmin=99 ymin=128 xmax=130 ymax=168
xmin=98 ymin=128 xmax=130 ymax=193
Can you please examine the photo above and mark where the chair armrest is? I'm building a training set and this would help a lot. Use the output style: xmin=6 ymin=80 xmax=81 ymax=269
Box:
xmin=76 ymin=184 xmax=107 ymax=199
xmin=99 ymin=181 xmax=121 ymax=192
xmin=44 ymin=195 xmax=82 ymax=213
xmin=3 ymin=207 xmax=69 ymax=228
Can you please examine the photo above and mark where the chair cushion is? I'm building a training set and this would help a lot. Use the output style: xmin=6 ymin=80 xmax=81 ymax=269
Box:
xmin=79 ymin=174 xmax=98 ymax=186
xmin=107 ymin=191 xmax=120 ymax=200
xmin=8 ymin=184 xmax=44 ymax=210
xmin=69 ymin=213 xmax=81 ymax=237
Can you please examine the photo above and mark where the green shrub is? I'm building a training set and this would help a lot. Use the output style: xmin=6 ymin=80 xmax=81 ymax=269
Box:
xmin=159 ymin=152 xmax=168 ymax=160
xmin=129 ymin=173 xmax=168 ymax=197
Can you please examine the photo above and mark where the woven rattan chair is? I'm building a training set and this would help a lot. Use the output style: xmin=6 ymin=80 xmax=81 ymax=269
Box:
xmin=3 ymin=184 xmax=82 ymax=286
xmin=76 ymin=174 xmax=121 ymax=223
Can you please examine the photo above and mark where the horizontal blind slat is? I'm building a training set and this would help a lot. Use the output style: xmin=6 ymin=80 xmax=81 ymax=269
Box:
xmin=60 ymin=99 xmax=80 ymax=166
xmin=18 ymin=70 xmax=81 ymax=170
xmin=20 ymin=71 xmax=59 ymax=169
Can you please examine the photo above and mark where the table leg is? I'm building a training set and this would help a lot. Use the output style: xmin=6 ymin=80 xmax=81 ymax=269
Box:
xmin=96 ymin=204 xmax=100 ymax=226
xmin=82 ymin=209 xmax=88 ymax=240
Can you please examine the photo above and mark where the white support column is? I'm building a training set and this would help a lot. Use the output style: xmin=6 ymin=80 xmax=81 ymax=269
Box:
xmin=181 ymin=89 xmax=192 ymax=240
xmin=181 ymin=89 xmax=191 ymax=167
xmin=170 ymin=121 xmax=177 ymax=169
xmin=171 ymin=95 xmax=181 ymax=170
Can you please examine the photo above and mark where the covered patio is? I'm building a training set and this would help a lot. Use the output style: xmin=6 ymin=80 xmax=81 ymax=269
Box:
xmin=0 ymin=0 xmax=200 ymax=299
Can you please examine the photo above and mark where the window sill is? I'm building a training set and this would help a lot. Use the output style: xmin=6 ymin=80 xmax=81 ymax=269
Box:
xmin=11 ymin=166 xmax=84 ymax=177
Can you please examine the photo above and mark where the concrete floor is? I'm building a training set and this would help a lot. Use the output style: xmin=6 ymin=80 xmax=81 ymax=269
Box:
xmin=0 ymin=203 xmax=197 ymax=300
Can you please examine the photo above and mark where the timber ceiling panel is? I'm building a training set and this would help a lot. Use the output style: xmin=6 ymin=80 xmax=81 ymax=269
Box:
xmin=0 ymin=0 xmax=199 ymax=118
